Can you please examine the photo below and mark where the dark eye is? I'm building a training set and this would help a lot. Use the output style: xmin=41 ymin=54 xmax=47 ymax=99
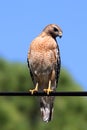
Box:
xmin=53 ymin=27 xmax=58 ymax=32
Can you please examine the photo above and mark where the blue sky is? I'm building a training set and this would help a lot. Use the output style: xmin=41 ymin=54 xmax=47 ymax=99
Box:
xmin=0 ymin=0 xmax=87 ymax=90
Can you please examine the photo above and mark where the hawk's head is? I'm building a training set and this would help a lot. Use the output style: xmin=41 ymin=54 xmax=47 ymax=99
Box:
xmin=43 ymin=24 xmax=63 ymax=38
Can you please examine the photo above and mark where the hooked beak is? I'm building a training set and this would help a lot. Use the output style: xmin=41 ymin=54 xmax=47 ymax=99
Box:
xmin=59 ymin=31 xmax=62 ymax=38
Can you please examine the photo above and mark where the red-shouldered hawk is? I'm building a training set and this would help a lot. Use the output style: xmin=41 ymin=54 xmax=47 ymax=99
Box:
xmin=27 ymin=24 xmax=62 ymax=122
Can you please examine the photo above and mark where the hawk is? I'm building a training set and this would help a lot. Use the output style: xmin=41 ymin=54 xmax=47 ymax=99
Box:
xmin=27 ymin=24 xmax=62 ymax=122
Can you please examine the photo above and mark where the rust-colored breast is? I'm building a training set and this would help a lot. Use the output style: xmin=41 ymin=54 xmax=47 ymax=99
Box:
xmin=28 ymin=33 xmax=58 ymax=77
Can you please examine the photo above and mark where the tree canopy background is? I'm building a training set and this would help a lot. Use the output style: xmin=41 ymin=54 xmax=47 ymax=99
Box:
xmin=0 ymin=58 xmax=87 ymax=130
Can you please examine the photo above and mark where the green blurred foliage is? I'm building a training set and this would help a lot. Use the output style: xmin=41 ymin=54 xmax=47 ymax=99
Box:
xmin=0 ymin=58 xmax=87 ymax=130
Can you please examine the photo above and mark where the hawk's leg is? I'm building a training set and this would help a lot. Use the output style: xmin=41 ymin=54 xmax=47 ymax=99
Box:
xmin=29 ymin=82 xmax=38 ymax=94
xmin=44 ymin=80 xmax=53 ymax=95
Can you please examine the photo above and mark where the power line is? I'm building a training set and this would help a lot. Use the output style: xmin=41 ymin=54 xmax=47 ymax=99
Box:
xmin=0 ymin=91 xmax=87 ymax=96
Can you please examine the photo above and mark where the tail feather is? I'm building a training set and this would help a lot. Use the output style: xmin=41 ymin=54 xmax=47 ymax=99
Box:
xmin=40 ymin=96 xmax=54 ymax=122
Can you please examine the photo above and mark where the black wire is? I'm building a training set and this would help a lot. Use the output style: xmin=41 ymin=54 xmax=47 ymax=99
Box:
xmin=0 ymin=91 xmax=87 ymax=96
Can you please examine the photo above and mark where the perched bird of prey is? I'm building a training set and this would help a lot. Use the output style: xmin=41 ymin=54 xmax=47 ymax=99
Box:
xmin=27 ymin=24 xmax=62 ymax=122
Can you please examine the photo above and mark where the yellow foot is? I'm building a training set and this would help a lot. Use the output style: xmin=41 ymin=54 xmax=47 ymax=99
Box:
xmin=44 ymin=80 xmax=53 ymax=95
xmin=29 ymin=83 xmax=38 ymax=95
